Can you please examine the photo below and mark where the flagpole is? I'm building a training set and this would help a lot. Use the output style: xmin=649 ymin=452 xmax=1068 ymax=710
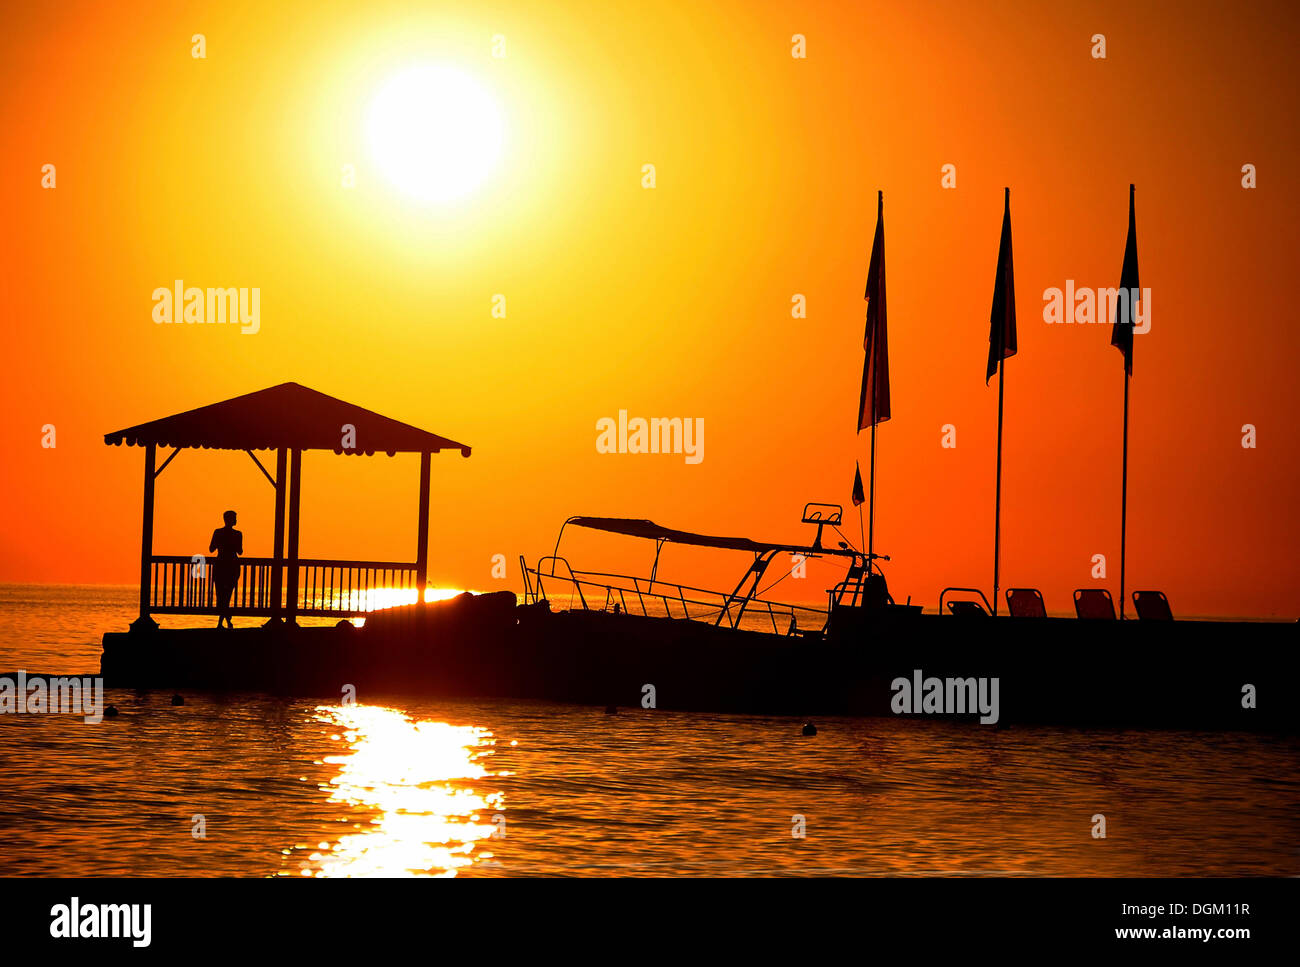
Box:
xmin=868 ymin=423 xmax=876 ymax=567
xmin=993 ymin=356 xmax=1005 ymax=615
xmin=1119 ymin=368 xmax=1129 ymax=619
xmin=988 ymin=184 xmax=1015 ymax=617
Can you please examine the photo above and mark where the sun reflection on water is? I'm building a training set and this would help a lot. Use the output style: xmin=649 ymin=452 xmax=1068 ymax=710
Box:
xmin=290 ymin=704 xmax=503 ymax=877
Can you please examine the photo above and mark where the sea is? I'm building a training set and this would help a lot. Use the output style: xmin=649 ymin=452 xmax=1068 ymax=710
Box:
xmin=0 ymin=584 xmax=1297 ymax=877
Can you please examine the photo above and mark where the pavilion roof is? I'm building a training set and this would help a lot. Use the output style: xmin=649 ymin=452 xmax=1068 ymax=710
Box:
xmin=103 ymin=382 xmax=471 ymax=456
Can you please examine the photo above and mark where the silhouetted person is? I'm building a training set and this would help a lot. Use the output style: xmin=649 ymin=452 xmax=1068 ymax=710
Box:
xmin=209 ymin=510 xmax=243 ymax=629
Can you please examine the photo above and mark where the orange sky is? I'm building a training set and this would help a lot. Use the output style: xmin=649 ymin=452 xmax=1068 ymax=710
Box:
xmin=2 ymin=0 xmax=1297 ymax=618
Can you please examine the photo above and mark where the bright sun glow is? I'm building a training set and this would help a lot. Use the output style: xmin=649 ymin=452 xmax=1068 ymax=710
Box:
xmin=365 ymin=64 xmax=505 ymax=203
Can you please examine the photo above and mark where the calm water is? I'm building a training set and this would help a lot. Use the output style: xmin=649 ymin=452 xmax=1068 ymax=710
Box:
xmin=1 ymin=584 xmax=1297 ymax=877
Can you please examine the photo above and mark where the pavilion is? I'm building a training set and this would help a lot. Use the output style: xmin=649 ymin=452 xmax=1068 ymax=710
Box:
xmin=104 ymin=382 xmax=471 ymax=630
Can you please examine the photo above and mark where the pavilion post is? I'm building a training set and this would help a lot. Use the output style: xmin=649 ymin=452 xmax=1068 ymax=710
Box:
xmin=416 ymin=450 xmax=431 ymax=604
xmin=268 ymin=446 xmax=287 ymax=624
xmin=285 ymin=448 xmax=302 ymax=625
xmin=131 ymin=442 xmax=158 ymax=632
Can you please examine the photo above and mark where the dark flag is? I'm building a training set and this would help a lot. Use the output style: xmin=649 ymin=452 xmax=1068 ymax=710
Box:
xmin=986 ymin=187 xmax=1017 ymax=383
xmin=852 ymin=463 xmax=865 ymax=506
xmin=987 ymin=187 xmax=1018 ymax=614
xmin=857 ymin=191 xmax=890 ymax=430
xmin=1111 ymin=184 xmax=1139 ymax=374
xmin=1113 ymin=184 xmax=1140 ymax=618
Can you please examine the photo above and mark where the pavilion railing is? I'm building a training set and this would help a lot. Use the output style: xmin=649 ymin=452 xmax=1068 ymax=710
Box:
xmin=148 ymin=555 xmax=419 ymax=618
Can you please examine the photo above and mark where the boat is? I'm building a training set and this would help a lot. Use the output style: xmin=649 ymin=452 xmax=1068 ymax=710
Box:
xmin=357 ymin=507 xmax=1298 ymax=730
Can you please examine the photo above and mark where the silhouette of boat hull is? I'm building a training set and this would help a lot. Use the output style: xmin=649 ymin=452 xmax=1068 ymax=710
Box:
xmin=101 ymin=592 xmax=1298 ymax=731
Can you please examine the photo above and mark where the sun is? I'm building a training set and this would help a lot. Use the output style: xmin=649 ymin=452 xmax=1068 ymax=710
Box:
xmin=365 ymin=64 xmax=505 ymax=203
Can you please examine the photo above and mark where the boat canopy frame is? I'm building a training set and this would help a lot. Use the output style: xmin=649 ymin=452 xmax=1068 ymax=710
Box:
xmin=527 ymin=510 xmax=881 ymax=634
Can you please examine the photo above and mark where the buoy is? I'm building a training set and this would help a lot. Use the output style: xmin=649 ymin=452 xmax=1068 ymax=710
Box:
xmin=604 ymin=705 xmax=618 ymax=715
xmin=801 ymin=722 xmax=817 ymax=736
xmin=104 ymin=705 xmax=119 ymax=717
xmin=171 ymin=694 xmax=185 ymax=706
